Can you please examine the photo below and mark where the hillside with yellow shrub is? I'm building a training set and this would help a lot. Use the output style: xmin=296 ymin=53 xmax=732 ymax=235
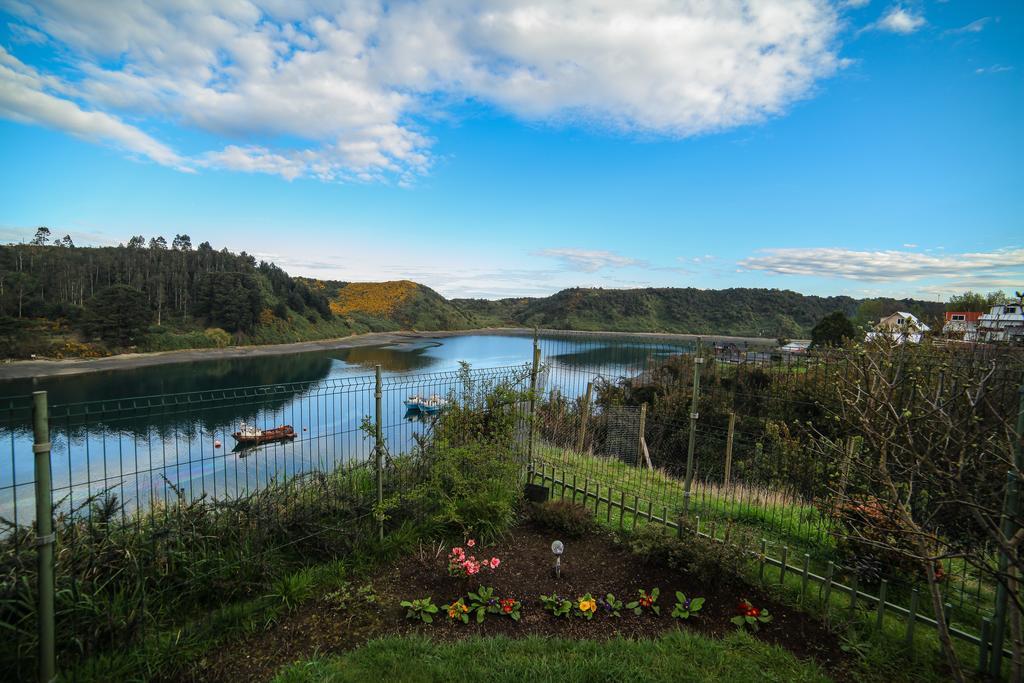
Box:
xmin=315 ymin=279 xmax=478 ymax=331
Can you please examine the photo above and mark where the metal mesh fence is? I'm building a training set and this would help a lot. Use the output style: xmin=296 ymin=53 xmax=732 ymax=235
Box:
xmin=0 ymin=363 xmax=531 ymax=679
xmin=529 ymin=330 xmax=1024 ymax=673
xmin=3 ymin=329 xmax=1023 ymax=678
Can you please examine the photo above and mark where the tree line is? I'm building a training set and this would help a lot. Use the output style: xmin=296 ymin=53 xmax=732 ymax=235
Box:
xmin=0 ymin=227 xmax=333 ymax=350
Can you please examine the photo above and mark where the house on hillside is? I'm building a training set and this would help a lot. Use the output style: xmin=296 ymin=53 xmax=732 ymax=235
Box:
xmin=966 ymin=302 xmax=1024 ymax=344
xmin=942 ymin=311 xmax=982 ymax=339
xmin=866 ymin=311 xmax=930 ymax=344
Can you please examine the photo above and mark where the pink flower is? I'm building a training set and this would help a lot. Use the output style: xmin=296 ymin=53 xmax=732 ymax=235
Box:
xmin=490 ymin=558 xmax=500 ymax=569
xmin=467 ymin=539 xmax=476 ymax=548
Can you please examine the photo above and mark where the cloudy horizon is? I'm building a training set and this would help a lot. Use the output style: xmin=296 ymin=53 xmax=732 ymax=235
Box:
xmin=1 ymin=1 xmax=1020 ymax=301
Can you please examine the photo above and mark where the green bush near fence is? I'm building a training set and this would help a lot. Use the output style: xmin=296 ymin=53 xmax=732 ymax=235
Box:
xmin=1 ymin=366 xmax=530 ymax=680
xmin=0 ymin=463 xmax=385 ymax=679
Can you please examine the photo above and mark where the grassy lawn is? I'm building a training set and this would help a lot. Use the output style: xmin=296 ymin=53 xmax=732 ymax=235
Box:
xmin=532 ymin=443 xmax=835 ymax=562
xmin=530 ymin=446 xmax=1007 ymax=681
xmin=272 ymin=632 xmax=830 ymax=683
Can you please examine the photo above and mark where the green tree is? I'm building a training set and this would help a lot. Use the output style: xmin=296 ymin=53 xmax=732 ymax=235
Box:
xmin=947 ymin=290 xmax=1007 ymax=312
xmin=30 ymin=227 xmax=51 ymax=246
xmin=194 ymin=272 xmax=263 ymax=332
xmin=85 ymin=285 xmax=152 ymax=346
xmin=810 ymin=311 xmax=857 ymax=348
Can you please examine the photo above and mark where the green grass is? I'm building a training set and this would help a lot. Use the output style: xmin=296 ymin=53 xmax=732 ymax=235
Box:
xmin=533 ymin=444 xmax=835 ymax=563
xmin=530 ymin=446 xmax=1011 ymax=681
xmin=272 ymin=632 xmax=830 ymax=683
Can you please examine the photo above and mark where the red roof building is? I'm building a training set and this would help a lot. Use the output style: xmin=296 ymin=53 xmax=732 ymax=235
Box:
xmin=942 ymin=311 xmax=982 ymax=338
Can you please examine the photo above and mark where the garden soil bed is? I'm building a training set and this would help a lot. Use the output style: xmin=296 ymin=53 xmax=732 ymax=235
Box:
xmin=196 ymin=524 xmax=852 ymax=682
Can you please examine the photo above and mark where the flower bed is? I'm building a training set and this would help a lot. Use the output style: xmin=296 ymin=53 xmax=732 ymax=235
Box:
xmin=201 ymin=525 xmax=850 ymax=681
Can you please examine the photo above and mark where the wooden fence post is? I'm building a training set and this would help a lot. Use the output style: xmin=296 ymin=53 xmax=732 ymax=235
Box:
xmin=683 ymin=353 xmax=704 ymax=513
xmin=724 ymin=412 xmax=736 ymax=489
xmin=32 ymin=391 xmax=56 ymax=683
xmin=576 ymin=381 xmax=593 ymax=453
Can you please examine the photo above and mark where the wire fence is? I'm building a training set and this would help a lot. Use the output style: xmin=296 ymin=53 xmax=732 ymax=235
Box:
xmin=3 ymin=329 xmax=1023 ymax=679
xmin=530 ymin=330 xmax=1024 ymax=677
xmin=0 ymin=363 xmax=531 ymax=680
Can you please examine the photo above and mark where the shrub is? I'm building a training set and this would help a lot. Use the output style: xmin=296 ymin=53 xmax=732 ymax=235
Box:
xmin=624 ymin=522 xmax=752 ymax=593
xmin=380 ymin=364 xmax=528 ymax=543
xmin=204 ymin=327 xmax=232 ymax=348
xmin=527 ymin=500 xmax=596 ymax=539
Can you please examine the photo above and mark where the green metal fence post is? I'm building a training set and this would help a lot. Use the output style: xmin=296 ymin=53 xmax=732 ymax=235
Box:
xmin=374 ymin=365 xmax=384 ymax=542
xmin=978 ymin=617 xmax=992 ymax=674
xmin=528 ymin=330 xmax=540 ymax=470
xmin=32 ymin=390 xmax=56 ymax=683
xmin=876 ymin=579 xmax=888 ymax=630
xmin=682 ymin=352 xmax=704 ymax=514
xmin=906 ymin=589 xmax=920 ymax=647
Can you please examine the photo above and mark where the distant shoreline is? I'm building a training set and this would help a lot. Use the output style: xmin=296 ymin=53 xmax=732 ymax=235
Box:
xmin=0 ymin=327 xmax=780 ymax=381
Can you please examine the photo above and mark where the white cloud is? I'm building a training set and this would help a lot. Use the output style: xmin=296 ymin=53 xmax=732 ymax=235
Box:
xmin=739 ymin=246 xmax=1024 ymax=282
xmin=0 ymin=47 xmax=190 ymax=171
xmin=869 ymin=6 xmax=926 ymax=34
xmin=842 ymin=0 xmax=871 ymax=8
xmin=535 ymin=248 xmax=644 ymax=272
xmin=975 ymin=65 xmax=1013 ymax=75
xmin=0 ymin=0 xmax=844 ymax=183
xmin=947 ymin=17 xmax=990 ymax=35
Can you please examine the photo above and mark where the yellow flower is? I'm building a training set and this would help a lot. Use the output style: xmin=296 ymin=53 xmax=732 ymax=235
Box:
xmin=578 ymin=598 xmax=596 ymax=613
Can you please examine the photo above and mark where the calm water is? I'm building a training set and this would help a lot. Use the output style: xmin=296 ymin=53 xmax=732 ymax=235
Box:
xmin=0 ymin=333 xmax=691 ymax=524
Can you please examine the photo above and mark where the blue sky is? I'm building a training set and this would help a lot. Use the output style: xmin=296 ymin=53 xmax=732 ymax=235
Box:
xmin=0 ymin=1 xmax=1020 ymax=300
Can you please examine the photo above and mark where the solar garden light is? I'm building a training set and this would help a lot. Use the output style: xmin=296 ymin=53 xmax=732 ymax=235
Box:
xmin=551 ymin=540 xmax=564 ymax=578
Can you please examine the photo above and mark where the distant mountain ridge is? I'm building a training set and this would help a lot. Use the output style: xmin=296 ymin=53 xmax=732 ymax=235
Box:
xmin=452 ymin=287 xmax=945 ymax=338
xmin=0 ymin=237 xmax=944 ymax=359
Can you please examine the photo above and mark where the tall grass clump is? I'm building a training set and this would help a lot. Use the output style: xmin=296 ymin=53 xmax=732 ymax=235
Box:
xmin=0 ymin=461 xmax=418 ymax=678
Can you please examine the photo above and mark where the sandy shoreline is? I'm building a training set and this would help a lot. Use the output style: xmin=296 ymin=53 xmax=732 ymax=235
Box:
xmin=0 ymin=327 xmax=778 ymax=381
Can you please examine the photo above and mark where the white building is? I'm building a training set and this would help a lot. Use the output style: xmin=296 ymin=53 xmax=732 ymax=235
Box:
xmin=866 ymin=311 xmax=930 ymax=344
xmin=966 ymin=302 xmax=1024 ymax=344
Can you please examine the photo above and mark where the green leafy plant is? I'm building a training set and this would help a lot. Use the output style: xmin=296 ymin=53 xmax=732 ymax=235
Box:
xmin=671 ymin=592 xmax=705 ymax=620
xmin=265 ymin=571 xmax=314 ymax=611
xmin=325 ymin=582 xmax=378 ymax=611
xmin=400 ymin=597 xmax=439 ymax=623
xmin=626 ymin=588 xmax=660 ymax=616
xmin=540 ymin=593 xmax=572 ymax=618
xmin=731 ymin=598 xmax=772 ymax=631
xmin=467 ymin=586 xmax=499 ymax=623
xmin=443 ymin=597 xmax=471 ymax=624
xmin=597 ymin=593 xmax=623 ymax=617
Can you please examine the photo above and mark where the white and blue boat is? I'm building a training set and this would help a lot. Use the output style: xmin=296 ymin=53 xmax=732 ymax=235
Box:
xmin=404 ymin=394 xmax=448 ymax=414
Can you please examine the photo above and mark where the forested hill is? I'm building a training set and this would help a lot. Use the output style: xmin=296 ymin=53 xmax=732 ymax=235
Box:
xmin=0 ymin=232 xmax=477 ymax=359
xmin=1 ymin=230 xmax=945 ymax=359
xmin=453 ymin=287 xmax=945 ymax=338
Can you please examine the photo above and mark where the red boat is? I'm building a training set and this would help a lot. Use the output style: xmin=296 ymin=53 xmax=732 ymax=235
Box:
xmin=231 ymin=424 xmax=297 ymax=446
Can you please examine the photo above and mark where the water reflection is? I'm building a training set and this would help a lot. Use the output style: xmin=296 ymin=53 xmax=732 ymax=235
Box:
xmin=0 ymin=333 xmax=691 ymax=525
